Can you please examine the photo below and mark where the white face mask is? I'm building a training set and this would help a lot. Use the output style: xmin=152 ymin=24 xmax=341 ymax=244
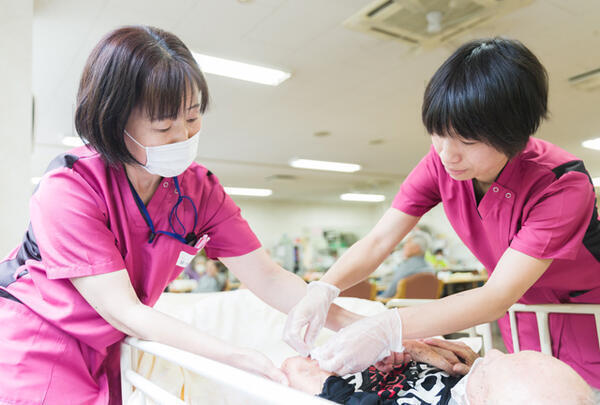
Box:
xmin=450 ymin=357 xmax=482 ymax=405
xmin=125 ymin=129 xmax=200 ymax=177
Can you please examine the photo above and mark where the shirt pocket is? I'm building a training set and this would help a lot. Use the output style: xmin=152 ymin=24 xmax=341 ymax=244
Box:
xmin=174 ymin=242 xmax=201 ymax=269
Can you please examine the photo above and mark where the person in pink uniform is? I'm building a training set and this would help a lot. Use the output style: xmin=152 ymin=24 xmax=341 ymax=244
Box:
xmin=0 ymin=26 xmax=364 ymax=405
xmin=283 ymin=37 xmax=600 ymax=391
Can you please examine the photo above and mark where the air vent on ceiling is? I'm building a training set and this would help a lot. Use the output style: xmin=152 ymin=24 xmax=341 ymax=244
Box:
xmin=569 ymin=68 xmax=600 ymax=91
xmin=344 ymin=0 xmax=533 ymax=48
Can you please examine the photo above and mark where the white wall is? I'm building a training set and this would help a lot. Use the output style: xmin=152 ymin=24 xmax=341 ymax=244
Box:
xmin=0 ymin=0 xmax=33 ymax=255
xmin=233 ymin=198 xmax=383 ymax=250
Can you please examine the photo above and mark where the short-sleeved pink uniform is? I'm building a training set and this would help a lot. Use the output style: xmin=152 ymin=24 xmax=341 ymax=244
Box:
xmin=393 ymin=137 xmax=600 ymax=388
xmin=0 ymin=146 xmax=261 ymax=404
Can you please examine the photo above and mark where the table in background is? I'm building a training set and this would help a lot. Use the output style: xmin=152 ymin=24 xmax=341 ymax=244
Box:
xmin=437 ymin=270 xmax=488 ymax=296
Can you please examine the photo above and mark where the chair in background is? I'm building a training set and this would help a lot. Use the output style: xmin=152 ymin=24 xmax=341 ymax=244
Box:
xmin=395 ymin=272 xmax=443 ymax=299
xmin=340 ymin=280 xmax=377 ymax=300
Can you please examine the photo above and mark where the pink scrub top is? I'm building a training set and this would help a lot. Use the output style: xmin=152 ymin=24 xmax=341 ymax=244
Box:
xmin=0 ymin=146 xmax=261 ymax=404
xmin=392 ymin=137 xmax=600 ymax=388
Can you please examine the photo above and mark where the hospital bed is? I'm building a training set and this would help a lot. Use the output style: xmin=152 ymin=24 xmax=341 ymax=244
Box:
xmin=120 ymin=290 xmax=599 ymax=404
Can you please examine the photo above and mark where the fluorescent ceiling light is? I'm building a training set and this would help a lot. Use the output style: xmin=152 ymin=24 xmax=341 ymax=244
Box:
xmin=62 ymin=136 xmax=85 ymax=147
xmin=193 ymin=52 xmax=291 ymax=86
xmin=582 ymin=138 xmax=600 ymax=151
xmin=593 ymin=177 xmax=600 ymax=187
xmin=289 ymin=159 xmax=361 ymax=173
xmin=224 ymin=187 xmax=272 ymax=197
xmin=31 ymin=177 xmax=42 ymax=185
xmin=340 ymin=193 xmax=385 ymax=202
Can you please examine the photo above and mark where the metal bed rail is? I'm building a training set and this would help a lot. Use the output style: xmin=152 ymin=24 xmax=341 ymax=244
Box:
xmin=508 ymin=303 xmax=600 ymax=355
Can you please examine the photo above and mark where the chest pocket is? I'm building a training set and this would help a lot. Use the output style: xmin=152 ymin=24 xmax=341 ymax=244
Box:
xmin=479 ymin=185 xmax=517 ymax=256
xmin=127 ymin=236 xmax=202 ymax=305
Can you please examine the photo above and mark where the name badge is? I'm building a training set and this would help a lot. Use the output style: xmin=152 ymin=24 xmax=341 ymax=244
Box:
xmin=176 ymin=250 xmax=196 ymax=268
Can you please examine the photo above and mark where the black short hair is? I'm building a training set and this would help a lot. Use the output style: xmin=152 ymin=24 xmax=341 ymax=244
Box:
xmin=422 ymin=38 xmax=548 ymax=157
xmin=75 ymin=25 xmax=209 ymax=166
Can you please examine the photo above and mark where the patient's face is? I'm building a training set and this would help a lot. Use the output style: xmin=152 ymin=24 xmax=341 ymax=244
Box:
xmin=467 ymin=349 xmax=594 ymax=405
xmin=281 ymin=356 xmax=333 ymax=395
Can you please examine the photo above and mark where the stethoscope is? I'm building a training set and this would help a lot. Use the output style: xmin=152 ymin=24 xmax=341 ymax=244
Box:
xmin=128 ymin=176 xmax=198 ymax=245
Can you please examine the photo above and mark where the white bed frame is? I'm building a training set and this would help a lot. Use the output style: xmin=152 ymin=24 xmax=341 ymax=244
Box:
xmin=120 ymin=300 xmax=600 ymax=404
xmin=507 ymin=303 xmax=600 ymax=355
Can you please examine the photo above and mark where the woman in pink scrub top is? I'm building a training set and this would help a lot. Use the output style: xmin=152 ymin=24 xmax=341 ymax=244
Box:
xmin=0 ymin=26 xmax=362 ymax=405
xmin=284 ymin=38 xmax=600 ymax=389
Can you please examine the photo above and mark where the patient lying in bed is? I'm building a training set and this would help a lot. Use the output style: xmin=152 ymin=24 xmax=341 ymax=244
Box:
xmin=281 ymin=339 xmax=595 ymax=405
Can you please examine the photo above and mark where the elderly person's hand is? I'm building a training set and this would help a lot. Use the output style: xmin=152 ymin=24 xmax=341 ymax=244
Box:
xmin=375 ymin=338 xmax=479 ymax=376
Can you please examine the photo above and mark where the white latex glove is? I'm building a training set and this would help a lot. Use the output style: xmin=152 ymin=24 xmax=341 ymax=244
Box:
xmin=283 ymin=281 xmax=340 ymax=356
xmin=310 ymin=309 xmax=404 ymax=376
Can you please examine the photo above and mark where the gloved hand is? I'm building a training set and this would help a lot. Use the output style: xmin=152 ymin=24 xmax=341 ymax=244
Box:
xmin=311 ymin=309 xmax=404 ymax=376
xmin=283 ymin=281 xmax=340 ymax=356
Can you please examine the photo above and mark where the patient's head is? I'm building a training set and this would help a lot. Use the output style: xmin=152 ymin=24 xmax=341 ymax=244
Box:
xmin=467 ymin=349 xmax=595 ymax=405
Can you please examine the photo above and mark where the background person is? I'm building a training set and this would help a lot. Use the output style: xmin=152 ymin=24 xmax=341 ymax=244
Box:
xmin=194 ymin=259 xmax=228 ymax=293
xmin=381 ymin=230 xmax=434 ymax=298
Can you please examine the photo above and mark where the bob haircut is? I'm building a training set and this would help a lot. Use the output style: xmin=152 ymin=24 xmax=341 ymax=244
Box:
xmin=75 ymin=25 xmax=209 ymax=166
xmin=422 ymin=38 xmax=548 ymax=158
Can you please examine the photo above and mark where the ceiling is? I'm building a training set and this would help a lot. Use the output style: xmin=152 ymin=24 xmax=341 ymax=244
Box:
xmin=31 ymin=0 xmax=600 ymax=203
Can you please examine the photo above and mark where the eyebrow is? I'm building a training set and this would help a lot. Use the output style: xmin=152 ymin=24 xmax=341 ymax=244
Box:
xmin=187 ymin=103 xmax=200 ymax=110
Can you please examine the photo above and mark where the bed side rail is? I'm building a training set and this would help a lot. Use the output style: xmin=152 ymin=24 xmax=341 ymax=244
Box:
xmin=508 ymin=303 xmax=600 ymax=355
xmin=120 ymin=337 xmax=336 ymax=405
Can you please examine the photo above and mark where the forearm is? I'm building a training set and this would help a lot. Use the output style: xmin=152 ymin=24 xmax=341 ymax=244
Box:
xmin=232 ymin=255 xmax=309 ymax=314
xmin=399 ymin=248 xmax=553 ymax=339
xmin=71 ymin=269 xmax=256 ymax=365
xmin=122 ymin=303 xmax=243 ymax=363
xmin=222 ymin=249 xmax=362 ymax=331
xmin=398 ymin=284 xmax=510 ymax=339
xmin=244 ymin=262 xmax=362 ymax=331
xmin=325 ymin=303 xmax=364 ymax=331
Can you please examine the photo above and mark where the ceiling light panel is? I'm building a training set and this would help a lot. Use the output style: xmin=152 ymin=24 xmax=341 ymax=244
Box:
xmin=582 ymin=138 xmax=600 ymax=151
xmin=289 ymin=159 xmax=361 ymax=173
xmin=193 ymin=52 xmax=291 ymax=86
xmin=340 ymin=193 xmax=385 ymax=202
xmin=224 ymin=187 xmax=273 ymax=197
